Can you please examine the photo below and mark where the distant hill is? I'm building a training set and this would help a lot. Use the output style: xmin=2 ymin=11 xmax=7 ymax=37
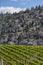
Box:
xmin=0 ymin=5 xmax=43 ymax=45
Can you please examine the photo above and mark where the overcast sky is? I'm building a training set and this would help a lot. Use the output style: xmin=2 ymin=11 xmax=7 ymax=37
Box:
xmin=0 ymin=0 xmax=43 ymax=13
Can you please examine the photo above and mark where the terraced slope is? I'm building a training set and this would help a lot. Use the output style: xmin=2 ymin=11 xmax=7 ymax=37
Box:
xmin=0 ymin=45 xmax=43 ymax=65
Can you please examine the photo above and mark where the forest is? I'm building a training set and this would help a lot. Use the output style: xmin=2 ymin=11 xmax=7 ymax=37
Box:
xmin=0 ymin=5 xmax=43 ymax=45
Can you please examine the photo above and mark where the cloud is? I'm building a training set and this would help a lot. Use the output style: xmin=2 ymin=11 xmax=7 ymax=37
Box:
xmin=0 ymin=7 xmax=26 ymax=14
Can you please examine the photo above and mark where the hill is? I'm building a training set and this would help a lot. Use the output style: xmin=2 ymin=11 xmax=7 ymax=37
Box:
xmin=0 ymin=5 xmax=43 ymax=45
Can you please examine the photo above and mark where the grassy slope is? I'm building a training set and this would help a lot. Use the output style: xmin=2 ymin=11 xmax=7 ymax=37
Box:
xmin=0 ymin=45 xmax=43 ymax=65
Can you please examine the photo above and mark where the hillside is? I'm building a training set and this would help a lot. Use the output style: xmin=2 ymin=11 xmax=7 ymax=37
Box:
xmin=0 ymin=45 xmax=43 ymax=65
xmin=0 ymin=6 xmax=43 ymax=45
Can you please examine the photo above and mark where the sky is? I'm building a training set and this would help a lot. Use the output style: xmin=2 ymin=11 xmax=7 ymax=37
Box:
xmin=0 ymin=0 xmax=43 ymax=13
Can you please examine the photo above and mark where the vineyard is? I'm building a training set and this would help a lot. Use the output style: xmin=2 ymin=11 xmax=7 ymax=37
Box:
xmin=0 ymin=45 xmax=43 ymax=65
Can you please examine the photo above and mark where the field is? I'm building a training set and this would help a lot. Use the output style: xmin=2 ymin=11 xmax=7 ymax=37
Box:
xmin=0 ymin=45 xmax=43 ymax=65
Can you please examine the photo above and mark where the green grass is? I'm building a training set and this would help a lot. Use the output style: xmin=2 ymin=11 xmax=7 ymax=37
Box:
xmin=0 ymin=45 xmax=43 ymax=65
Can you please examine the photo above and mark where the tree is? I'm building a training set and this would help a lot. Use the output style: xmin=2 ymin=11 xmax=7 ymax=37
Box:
xmin=31 ymin=7 xmax=34 ymax=11
xmin=0 ymin=12 xmax=3 ymax=19
xmin=24 ymin=9 xmax=30 ymax=13
xmin=38 ymin=5 xmax=41 ymax=10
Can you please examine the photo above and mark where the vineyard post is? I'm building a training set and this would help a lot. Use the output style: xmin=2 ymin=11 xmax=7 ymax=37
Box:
xmin=0 ymin=59 xmax=3 ymax=65
xmin=2 ymin=59 xmax=3 ymax=65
